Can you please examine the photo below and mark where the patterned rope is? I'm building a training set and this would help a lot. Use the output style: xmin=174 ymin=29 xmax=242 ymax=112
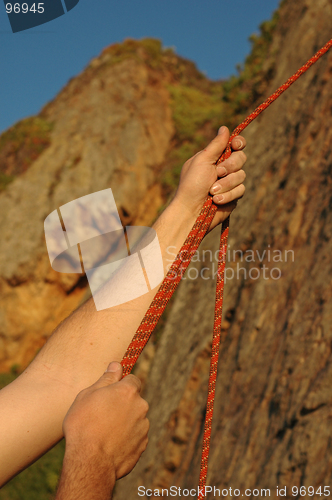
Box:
xmin=198 ymin=37 xmax=332 ymax=499
xmin=120 ymin=38 xmax=332 ymax=499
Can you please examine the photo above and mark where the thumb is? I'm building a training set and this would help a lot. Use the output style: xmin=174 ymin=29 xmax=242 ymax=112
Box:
xmin=94 ymin=361 xmax=123 ymax=388
xmin=201 ymin=126 xmax=230 ymax=163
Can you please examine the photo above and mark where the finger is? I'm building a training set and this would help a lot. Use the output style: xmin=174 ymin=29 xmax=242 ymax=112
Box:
xmin=105 ymin=361 xmax=122 ymax=374
xmin=214 ymin=200 xmax=238 ymax=220
xmin=200 ymin=126 xmax=230 ymax=163
xmin=121 ymin=374 xmax=142 ymax=393
xmin=231 ymin=135 xmax=246 ymax=150
xmin=210 ymin=170 xmax=246 ymax=196
xmin=90 ymin=361 xmax=123 ymax=389
xmin=212 ymin=184 xmax=246 ymax=205
xmin=216 ymin=151 xmax=247 ymax=177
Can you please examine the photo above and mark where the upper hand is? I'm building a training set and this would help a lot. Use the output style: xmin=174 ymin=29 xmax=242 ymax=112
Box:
xmin=173 ymin=126 xmax=247 ymax=232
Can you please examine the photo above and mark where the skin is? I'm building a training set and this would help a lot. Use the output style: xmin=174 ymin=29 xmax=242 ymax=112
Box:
xmin=55 ymin=362 xmax=149 ymax=500
xmin=0 ymin=126 xmax=246 ymax=488
xmin=176 ymin=126 xmax=246 ymax=229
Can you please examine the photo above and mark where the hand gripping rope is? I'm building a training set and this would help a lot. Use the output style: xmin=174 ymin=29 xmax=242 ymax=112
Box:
xmin=121 ymin=38 xmax=332 ymax=499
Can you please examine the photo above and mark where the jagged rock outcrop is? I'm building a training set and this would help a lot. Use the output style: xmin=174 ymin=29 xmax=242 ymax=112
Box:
xmin=114 ymin=0 xmax=332 ymax=497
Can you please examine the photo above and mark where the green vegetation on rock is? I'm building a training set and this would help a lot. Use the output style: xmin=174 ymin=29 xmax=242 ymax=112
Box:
xmin=162 ymin=8 xmax=279 ymax=191
xmin=99 ymin=37 xmax=166 ymax=70
xmin=221 ymin=10 xmax=280 ymax=128
xmin=168 ymin=85 xmax=224 ymax=142
xmin=0 ymin=116 xmax=53 ymax=190
xmin=162 ymin=84 xmax=224 ymax=189
xmin=0 ymin=172 xmax=15 ymax=192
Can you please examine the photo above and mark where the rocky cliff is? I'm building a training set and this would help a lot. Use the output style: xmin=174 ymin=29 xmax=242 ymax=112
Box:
xmin=113 ymin=0 xmax=332 ymax=498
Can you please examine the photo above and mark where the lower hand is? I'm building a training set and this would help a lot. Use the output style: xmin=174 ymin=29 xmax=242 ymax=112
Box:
xmin=62 ymin=362 xmax=149 ymax=480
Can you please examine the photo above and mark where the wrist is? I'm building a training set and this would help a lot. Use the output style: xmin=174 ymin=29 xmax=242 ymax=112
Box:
xmin=168 ymin=194 xmax=202 ymax=228
xmin=64 ymin=439 xmax=114 ymax=469
xmin=59 ymin=441 xmax=116 ymax=494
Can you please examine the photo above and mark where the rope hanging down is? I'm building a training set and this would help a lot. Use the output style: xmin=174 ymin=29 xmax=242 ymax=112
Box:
xmin=121 ymin=38 xmax=332 ymax=499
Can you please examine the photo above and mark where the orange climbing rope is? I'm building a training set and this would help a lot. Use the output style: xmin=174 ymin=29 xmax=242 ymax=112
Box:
xmin=121 ymin=38 xmax=332 ymax=499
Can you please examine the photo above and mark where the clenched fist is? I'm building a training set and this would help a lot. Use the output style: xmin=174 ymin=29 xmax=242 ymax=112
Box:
xmin=56 ymin=362 xmax=149 ymax=500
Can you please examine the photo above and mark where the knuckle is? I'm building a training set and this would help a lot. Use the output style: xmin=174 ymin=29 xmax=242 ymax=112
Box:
xmin=142 ymin=437 xmax=149 ymax=452
xmin=240 ymin=151 xmax=247 ymax=163
xmin=142 ymin=399 xmax=149 ymax=413
xmin=120 ymin=380 xmax=138 ymax=398
xmin=227 ymin=191 xmax=234 ymax=203
xmin=125 ymin=375 xmax=141 ymax=391
xmin=228 ymin=157 xmax=235 ymax=170
xmin=130 ymin=374 xmax=141 ymax=385
xmin=127 ymin=383 xmax=139 ymax=397
xmin=221 ymin=178 xmax=229 ymax=190
xmin=142 ymin=418 xmax=150 ymax=436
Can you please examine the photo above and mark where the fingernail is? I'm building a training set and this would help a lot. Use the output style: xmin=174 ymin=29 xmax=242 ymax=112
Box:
xmin=218 ymin=126 xmax=227 ymax=135
xmin=211 ymin=185 xmax=219 ymax=194
xmin=106 ymin=361 xmax=121 ymax=373
xmin=217 ymin=166 xmax=227 ymax=177
xmin=234 ymin=139 xmax=243 ymax=149
xmin=214 ymin=195 xmax=224 ymax=203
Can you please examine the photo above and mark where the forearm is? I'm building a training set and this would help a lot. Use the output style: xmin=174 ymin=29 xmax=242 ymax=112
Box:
xmin=0 ymin=197 xmax=198 ymax=485
xmin=34 ymin=197 xmax=198 ymax=385
xmin=55 ymin=446 xmax=116 ymax=500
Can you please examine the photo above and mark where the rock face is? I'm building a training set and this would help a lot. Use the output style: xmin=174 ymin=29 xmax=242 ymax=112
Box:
xmin=114 ymin=0 xmax=332 ymax=497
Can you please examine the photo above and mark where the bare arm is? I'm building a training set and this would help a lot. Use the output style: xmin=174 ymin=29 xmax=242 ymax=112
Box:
xmin=0 ymin=127 xmax=247 ymax=485
xmin=55 ymin=453 xmax=116 ymax=500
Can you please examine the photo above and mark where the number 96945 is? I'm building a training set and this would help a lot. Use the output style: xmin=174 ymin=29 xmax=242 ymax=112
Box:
xmin=6 ymin=3 xmax=45 ymax=14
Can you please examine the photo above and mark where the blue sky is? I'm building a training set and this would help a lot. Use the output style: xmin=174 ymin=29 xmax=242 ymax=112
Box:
xmin=0 ymin=0 xmax=280 ymax=133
